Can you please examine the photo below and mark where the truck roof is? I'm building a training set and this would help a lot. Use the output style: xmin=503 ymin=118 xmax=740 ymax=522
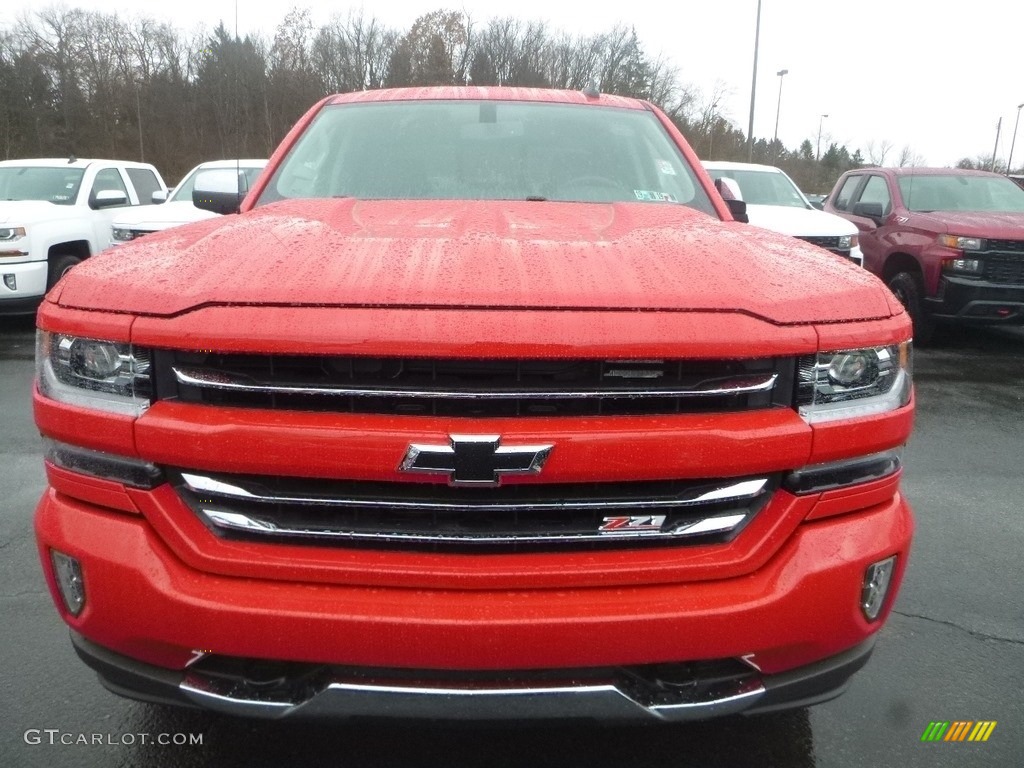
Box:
xmin=702 ymin=161 xmax=786 ymax=173
xmin=0 ymin=158 xmax=156 ymax=170
xmin=865 ymin=167 xmax=1006 ymax=178
xmin=326 ymin=86 xmax=649 ymax=110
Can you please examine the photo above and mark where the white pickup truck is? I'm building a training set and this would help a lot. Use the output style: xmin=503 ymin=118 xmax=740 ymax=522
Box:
xmin=0 ymin=158 xmax=167 ymax=315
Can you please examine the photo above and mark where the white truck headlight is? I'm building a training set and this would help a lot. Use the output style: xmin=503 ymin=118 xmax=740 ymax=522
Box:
xmin=796 ymin=342 xmax=912 ymax=423
xmin=0 ymin=226 xmax=26 ymax=241
xmin=36 ymin=331 xmax=152 ymax=416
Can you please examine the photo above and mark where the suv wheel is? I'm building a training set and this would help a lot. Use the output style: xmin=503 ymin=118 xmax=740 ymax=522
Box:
xmin=887 ymin=271 xmax=934 ymax=344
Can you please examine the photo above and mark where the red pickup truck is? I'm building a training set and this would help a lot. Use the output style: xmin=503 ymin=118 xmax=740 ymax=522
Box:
xmin=34 ymin=87 xmax=914 ymax=722
xmin=825 ymin=167 xmax=1024 ymax=341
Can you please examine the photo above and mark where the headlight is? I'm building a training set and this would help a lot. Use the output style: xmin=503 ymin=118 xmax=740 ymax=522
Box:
xmin=837 ymin=234 xmax=858 ymax=249
xmin=942 ymin=257 xmax=984 ymax=275
xmin=0 ymin=226 xmax=26 ymax=241
xmin=111 ymin=227 xmax=138 ymax=243
xmin=796 ymin=342 xmax=912 ymax=423
xmin=938 ymin=234 xmax=983 ymax=251
xmin=36 ymin=331 xmax=152 ymax=416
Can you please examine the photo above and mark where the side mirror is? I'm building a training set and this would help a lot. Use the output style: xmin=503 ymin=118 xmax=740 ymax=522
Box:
xmin=714 ymin=177 xmax=744 ymax=202
xmin=809 ymin=199 xmax=825 ymax=211
xmin=713 ymin=177 xmax=748 ymax=223
xmin=852 ymin=201 xmax=884 ymax=224
xmin=151 ymin=189 xmax=168 ymax=204
xmin=725 ymin=198 xmax=749 ymax=224
xmin=193 ymin=169 xmax=248 ymax=215
xmin=91 ymin=189 xmax=129 ymax=209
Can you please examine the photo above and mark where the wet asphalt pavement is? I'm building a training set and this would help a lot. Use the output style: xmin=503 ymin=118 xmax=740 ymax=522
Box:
xmin=1 ymin=315 xmax=1021 ymax=767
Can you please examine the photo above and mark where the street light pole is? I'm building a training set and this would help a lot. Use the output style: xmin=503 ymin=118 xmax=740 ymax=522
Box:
xmin=773 ymin=69 xmax=788 ymax=163
xmin=746 ymin=0 xmax=762 ymax=161
xmin=1007 ymin=102 xmax=1024 ymax=175
xmin=990 ymin=117 xmax=1002 ymax=172
xmin=816 ymin=113 xmax=828 ymax=162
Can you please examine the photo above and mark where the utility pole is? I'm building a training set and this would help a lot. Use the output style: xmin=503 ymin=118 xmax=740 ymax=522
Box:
xmin=990 ymin=117 xmax=1002 ymax=172
xmin=816 ymin=114 xmax=828 ymax=162
xmin=773 ymin=69 xmax=788 ymax=163
xmin=1007 ymin=102 xmax=1024 ymax=175
xmin=746 ymin=0 xmax=762 ymax=161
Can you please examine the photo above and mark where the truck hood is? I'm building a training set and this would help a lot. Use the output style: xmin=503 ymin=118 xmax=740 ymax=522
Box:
xmin=0 ymin=200 xmax=80 ymax=226
xmin=56 ymin=199 xmax=894 ymax=325
xmin=112 ymin=201 xmax=219 ymax=231
xmin=904 ymin=210 xmax=1024 ymax=238
xmin=745 ymin=204 xmax=857 ymax=238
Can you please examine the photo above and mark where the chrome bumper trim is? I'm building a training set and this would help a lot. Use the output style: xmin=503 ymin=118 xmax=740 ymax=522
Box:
xmin=180 ymin=673 xmax=766 ymax=722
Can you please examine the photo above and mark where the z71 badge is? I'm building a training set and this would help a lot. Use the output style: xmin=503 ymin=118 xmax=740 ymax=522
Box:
xmin=599 ymin=515 xmax=667 ymax=534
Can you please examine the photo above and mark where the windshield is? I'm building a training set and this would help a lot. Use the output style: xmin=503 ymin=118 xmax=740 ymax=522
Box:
xmin=0 ymin=167 xmax=85 ymax=205
xmin=898 ymin=174 xmax=1024 ymax=213
xmin=171 ymin=165 xmax=264 ymax=203
xmin=705 ymin=168 xmax=809 ymax=208
xmin=257 ymin=100 xmax=715 ymax=214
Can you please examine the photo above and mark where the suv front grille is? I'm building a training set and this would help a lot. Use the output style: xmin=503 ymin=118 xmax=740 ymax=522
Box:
xmin=986 ymin=239 xmax=1024 ymax=254
xmin=173 ymin=470 xmax=777 ymax=553
xmin=155 ymin=353 xmax=794 ymax=417
xmin=982 ymin=253 xmax=1024 ymax=284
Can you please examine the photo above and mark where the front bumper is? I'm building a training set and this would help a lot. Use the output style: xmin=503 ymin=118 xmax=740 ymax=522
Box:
xmin=926 ymin=274 xmax=1024 ymax=323
xmin=72 ymin=630 xmax=876 ymax=722
xmin=37 ymin=484 xmax=912 ymax=720
xmin=0 ymin=259 xmax=48 ymax=314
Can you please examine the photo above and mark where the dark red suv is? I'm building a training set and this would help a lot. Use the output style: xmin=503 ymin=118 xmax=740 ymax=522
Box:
xmin=825 ymin=167 xmax=1024 ymax=340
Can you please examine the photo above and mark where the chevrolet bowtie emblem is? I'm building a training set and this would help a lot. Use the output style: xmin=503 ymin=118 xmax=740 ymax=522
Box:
xmin=399 ymin=435 xmax=553 ymax=486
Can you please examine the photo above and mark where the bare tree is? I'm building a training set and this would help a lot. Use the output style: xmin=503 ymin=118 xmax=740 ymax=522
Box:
xmin=645 ymin=53 xmax=693 ymax=118
xmin=896 ymin=145 xmax=925 ymax=167
xmin=864 ymin=139 xmax=894 ymax=166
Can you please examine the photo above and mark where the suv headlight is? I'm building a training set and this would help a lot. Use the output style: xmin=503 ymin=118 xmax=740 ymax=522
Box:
xmin=941 ymin=257 xmax=984 ymax=275
xmin=36 ymin=331 xmax=152 ymax=416
xmin=796 ymin=342 xmax=912 ymax=423
xmin=938 ymin=235 xmax=983 ymax=251
xmin=837 ymin=234 xmax=858 ymax=249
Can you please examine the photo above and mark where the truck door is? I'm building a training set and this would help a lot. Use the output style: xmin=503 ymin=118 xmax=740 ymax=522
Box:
xmin=87 ymin=167 xmax=134 ymax=252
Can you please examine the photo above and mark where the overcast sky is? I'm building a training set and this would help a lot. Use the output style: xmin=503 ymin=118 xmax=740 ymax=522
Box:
xmin=3 ymin=0 xmax=1022 ymax=168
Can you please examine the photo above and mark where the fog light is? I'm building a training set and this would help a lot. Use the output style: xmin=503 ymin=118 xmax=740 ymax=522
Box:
xmin=50 ymin=550 xmax=85 ymax=616
xmin=3 ymin=274 xmax=14 ymax=291
xmin=862 ymin=556 xmax=896 ymax=621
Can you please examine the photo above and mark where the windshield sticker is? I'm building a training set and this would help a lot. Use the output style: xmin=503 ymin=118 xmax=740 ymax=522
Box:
xmin=634 ymin=190 xmax=677 ymax=202
xmin=657 ymin=160 xmax=677 ymax=176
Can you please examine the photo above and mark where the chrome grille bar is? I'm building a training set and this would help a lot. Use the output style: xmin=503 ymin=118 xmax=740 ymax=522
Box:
xmin=199 ymin=508 xmax=749 ymax=545
xmin=172 ymin=367 xmax=778 ymax=400
xmin=180 ymin=472 xmax=768 ymax=513
xmin=173 ymin=469 xmax=775 ymax=551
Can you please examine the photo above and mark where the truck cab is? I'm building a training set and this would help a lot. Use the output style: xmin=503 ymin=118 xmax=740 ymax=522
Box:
xmin=825 ymin=167 xmax=1024 ymax=340
xmin=0 ymin=158 xmax=166 ymax=315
